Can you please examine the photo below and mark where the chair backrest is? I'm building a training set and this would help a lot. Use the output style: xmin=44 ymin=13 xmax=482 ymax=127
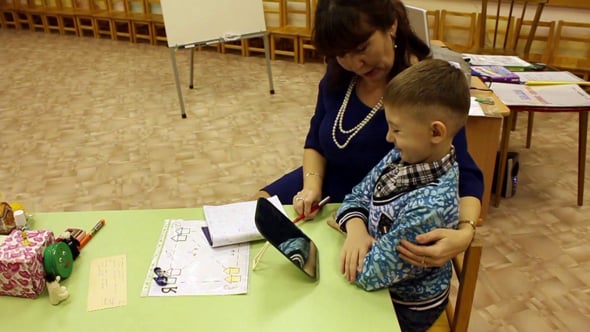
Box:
xmin=427 ymin=10 xmax=440 ymax=41
xmin=549 ymin=20 xmax=590 ymax=80
xmin=428 ymin=238 xmax=483 ymax=332
xmin=439 ymin=10 xmax=478 ymax=53
xmin=478 ymin=0 xmax=547 ymax=58
xmin=448 ymin=239 xmax=482 ymax=332
xmin=515 ymin=18 xmax=555 ymax=63
xmin=284 ymin=0 xmax=311 ymax=30
xmin=262 ymin=0 xmax=285 ymax=29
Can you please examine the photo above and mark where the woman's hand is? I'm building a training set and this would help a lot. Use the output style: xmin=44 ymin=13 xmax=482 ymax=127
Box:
xmin=292 ymin=189 xmax=322 ymax=220
xmin=340 ymin=219 xmax=374 ymax=282
xmin=396 ymin=227 xmax=473 ymax=267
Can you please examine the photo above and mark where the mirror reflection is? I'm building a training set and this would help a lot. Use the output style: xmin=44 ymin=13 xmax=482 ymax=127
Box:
xmin=254 ymin=198 xmax=319 ymax=279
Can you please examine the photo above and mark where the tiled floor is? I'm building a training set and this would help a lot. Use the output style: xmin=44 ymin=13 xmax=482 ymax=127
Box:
xmin=1 ymin=30 xmax=589 ymax=331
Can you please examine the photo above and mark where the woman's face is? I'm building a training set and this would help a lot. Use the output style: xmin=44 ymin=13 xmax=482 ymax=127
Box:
xmin=336 ymin=22 xmax=398 ymax=84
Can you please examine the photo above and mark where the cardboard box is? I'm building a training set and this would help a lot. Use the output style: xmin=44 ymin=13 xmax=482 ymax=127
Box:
xmin=0 ymin=229 xmax=55 ymax=298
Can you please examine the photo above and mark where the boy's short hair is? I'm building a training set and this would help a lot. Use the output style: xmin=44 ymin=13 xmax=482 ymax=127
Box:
xmin=383 ymin=59 xmax=471 ymax=135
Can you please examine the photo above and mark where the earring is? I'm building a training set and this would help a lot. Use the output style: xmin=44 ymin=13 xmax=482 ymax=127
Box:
xmin=394 ymin=44 xmax=398 ymax=49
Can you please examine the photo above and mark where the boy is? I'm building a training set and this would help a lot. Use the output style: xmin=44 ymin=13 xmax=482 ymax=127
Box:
xmin=335 ymin=59 xmax=471 ymax=332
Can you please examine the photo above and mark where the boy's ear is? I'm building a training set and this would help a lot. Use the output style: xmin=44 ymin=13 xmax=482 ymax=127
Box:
xmin=430 ymin=121 xmax=447 ymax=143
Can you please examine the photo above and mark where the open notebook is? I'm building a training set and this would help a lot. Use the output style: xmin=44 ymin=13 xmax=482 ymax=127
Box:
xmin=202 ymin=195 xmax=287 ymax=247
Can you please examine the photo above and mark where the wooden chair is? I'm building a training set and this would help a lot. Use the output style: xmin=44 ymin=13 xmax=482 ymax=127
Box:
xmin=439 ymin=10 xmax=478 ymax=53
xmin=476 ymin=14 xmax=515 ymax=54
xmin=549 ymin=20 xmax=590 ymax=81
xmin=477 ymin=0 xmax=547 ymax=59
xmin=73 ymin=0 xmax=99 ymax=37
xmin=91 ymin=0 xmax=114 ymax=39
xmin=509 ymin=19 xmax=555 ymax=136
xmin=241 ymin=0 xmax=284 ymax=57
xmin=427 ymin=9 xmax=440 ymax=41
xmin=59 ymin=0 xmax=78 ymax=35
xmin=146 ymin=0 xmax=166 ymax=45
xmin=270 ymin=0 xmax=312 ymax=62
xmin=43 ymin=0 xmax=78 ymax=35
xmin=26 ymin=0 xmax=46 ymax=32
xmin=514 ymin=18 xmax=555 ymax=63
xmin=125 ymin=0 xmax=151 ymax=43
xmin=13 ymin=0 xmax=32 ymax=30
xmin=41 ymin=0 xmax=61 ymax=34
xmin=0 ymin=0 xmax=19 ymax=30
xmin=428 ymin=238 xmax=483 ymax=332
xmin=103 ymin=0 xmax=131 ymax=42
xmin=297 ymin=0 xmax=317 ymax=64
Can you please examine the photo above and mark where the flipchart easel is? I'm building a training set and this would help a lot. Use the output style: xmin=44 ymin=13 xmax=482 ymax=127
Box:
xmin=161 ymin=0 xmax=275 ymax=118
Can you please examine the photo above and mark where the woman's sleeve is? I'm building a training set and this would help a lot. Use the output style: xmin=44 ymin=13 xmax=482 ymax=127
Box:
xmin=303 ymin=78 xmax=327 ymax=154
xmin=453 ymin=127 xmax=484 ymax=200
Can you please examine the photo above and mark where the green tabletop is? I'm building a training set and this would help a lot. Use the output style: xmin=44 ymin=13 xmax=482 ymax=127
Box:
xmin=0 ymin=205 xmax=399 ymax=332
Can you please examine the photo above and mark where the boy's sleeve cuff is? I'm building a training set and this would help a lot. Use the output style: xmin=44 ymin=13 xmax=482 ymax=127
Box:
xmin=336 ymin=208 xmax=369 ymax=233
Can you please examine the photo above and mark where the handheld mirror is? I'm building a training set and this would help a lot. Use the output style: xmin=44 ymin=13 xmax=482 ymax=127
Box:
xmin=254 ymin=198 xmax=319 ymax=280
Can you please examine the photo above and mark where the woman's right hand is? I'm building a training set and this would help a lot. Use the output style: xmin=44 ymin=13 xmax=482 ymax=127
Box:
xmin=292 ymin=189 xmax=322 ymax=220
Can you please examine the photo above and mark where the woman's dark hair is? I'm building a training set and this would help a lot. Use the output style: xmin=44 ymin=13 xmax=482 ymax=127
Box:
xmin=312 ymin=0 xmax=430 ymax=90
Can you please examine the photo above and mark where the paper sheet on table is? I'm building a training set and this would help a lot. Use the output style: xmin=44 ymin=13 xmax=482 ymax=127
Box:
xmin=203 ymin=195 xmax=287 ymax=247
xmin=514 ymin=71 xmax=586 ymax=83
xmin=87 ymin=255 xmax=127 ymax=311
xmin=462 ymin=54 xmax=532 ymax=68
xmin=491 ymin=83 xmax=590 ymax=107
xmin=469 ymin=97 xmax=486 ymax=117
xmin=141 ymin=219 xmax=249 ymax=297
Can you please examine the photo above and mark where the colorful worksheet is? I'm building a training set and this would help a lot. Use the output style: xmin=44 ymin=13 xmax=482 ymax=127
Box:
xmin=141 ymin=219 xmax=249 ymax=297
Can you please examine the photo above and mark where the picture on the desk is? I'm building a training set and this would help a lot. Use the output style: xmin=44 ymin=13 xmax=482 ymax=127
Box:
xmin=254 ymin=198 xmax=319 ymax=280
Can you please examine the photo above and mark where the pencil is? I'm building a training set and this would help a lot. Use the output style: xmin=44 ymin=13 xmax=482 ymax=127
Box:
xmin=252 ymin=196 xmax=331 ymax=270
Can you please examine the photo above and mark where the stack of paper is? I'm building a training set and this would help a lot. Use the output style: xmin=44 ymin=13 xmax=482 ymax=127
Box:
xmin=491 ymin=83 xmax=590 ymax=107
xmin=202 ymin=195 xmax=287 ymax=247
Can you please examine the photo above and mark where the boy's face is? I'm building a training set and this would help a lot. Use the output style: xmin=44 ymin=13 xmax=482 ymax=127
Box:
xmin=384 ymin=104 xmax=435 ymax=164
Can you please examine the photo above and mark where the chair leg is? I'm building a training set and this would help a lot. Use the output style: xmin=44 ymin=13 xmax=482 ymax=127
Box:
xmin=577 ymin=111 xmax=588 ymax=206
xmin=526 ymin=111 xmax=534 ymax=148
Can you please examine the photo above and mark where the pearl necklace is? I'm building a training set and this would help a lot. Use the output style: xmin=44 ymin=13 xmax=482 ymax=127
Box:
xmin=332 ymin=77 xmax=383 ymax=149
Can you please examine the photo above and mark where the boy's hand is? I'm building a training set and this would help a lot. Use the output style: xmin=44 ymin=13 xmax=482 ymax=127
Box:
xmin=340 ymin=219 xmax=375 ymax=282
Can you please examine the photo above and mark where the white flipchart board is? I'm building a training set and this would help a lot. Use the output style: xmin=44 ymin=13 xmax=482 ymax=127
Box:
xmin=160 ymin=0 xmax=267 ymax=47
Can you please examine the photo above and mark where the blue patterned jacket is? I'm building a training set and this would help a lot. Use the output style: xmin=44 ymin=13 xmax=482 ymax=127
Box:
xmin=336 ymin=147 xmax=459 ymax=307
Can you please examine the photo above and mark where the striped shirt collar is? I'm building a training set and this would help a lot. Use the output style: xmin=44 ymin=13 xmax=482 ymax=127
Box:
xmin=374 ymin=146 xmax=456 ymax=201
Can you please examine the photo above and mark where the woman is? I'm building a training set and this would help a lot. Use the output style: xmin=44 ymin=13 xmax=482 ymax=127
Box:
xmin=257 ymin=0 xmax=480 ymax=268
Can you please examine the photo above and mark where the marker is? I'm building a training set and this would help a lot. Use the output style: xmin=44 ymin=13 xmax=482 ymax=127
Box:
xmin=292 ymin=196 xmax=331 ymax=223
xmin=252 ymin=196 xmax=331 ymax=270
xmin=79 ymin=219 xmax=106 ymax=249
